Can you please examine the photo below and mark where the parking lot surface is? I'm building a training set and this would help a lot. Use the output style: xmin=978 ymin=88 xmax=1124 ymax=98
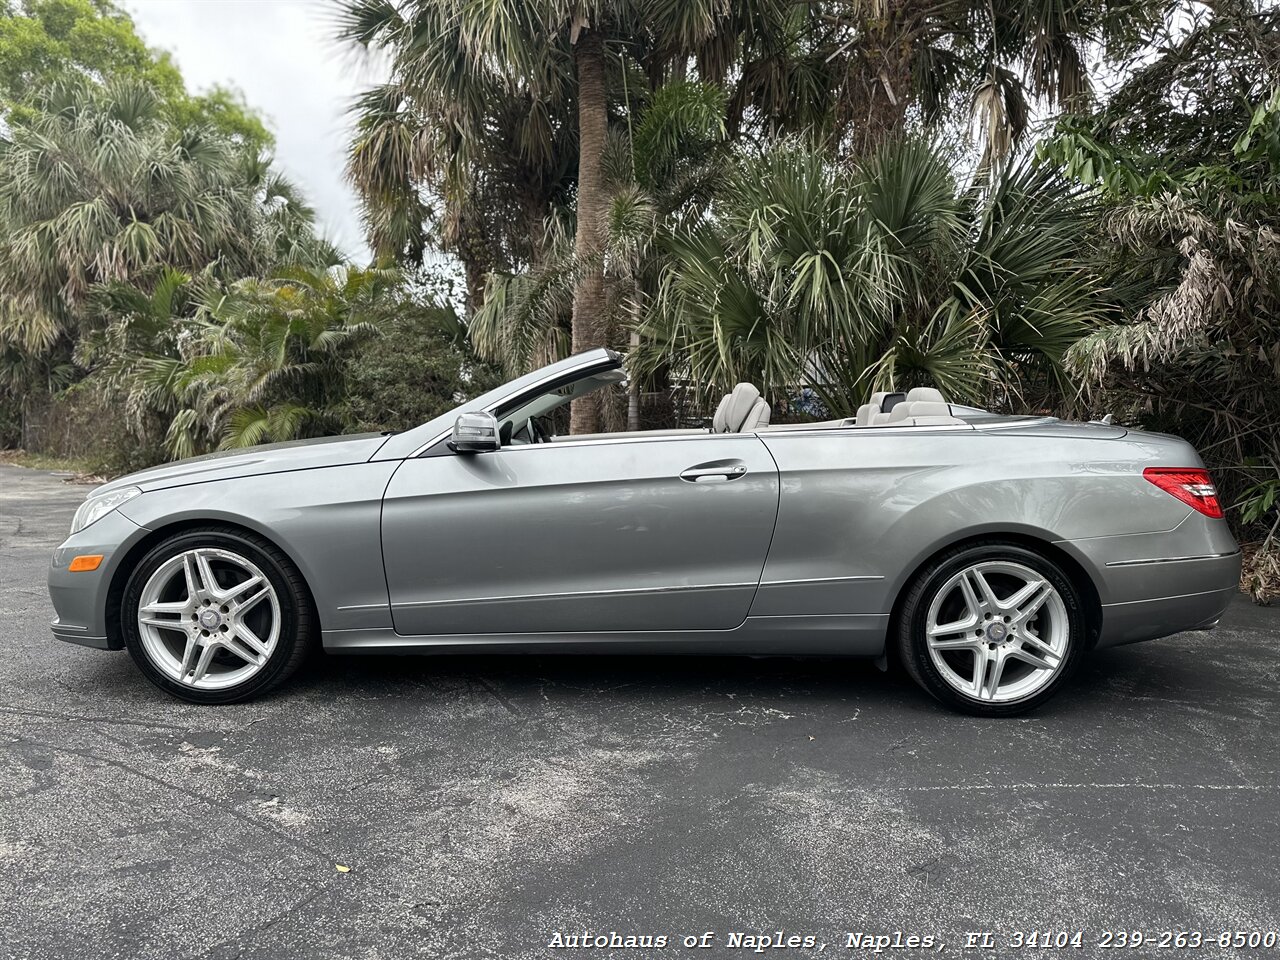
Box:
xmin=2 ymin=462 xmax=1278 ymax=959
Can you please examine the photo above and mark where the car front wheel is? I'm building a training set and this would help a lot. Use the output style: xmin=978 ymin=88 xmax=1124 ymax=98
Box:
xmin=897 ymin=542 xmax=1085 ymax=716
xmin=121 ymin=527 xmax=314 ymax=704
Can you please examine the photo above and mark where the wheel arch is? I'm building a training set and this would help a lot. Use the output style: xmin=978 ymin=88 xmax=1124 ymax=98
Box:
xmin=884 ymin=528 xmax=1104 ymax=656
xmin=104 ymin=517 xmax=319 ymax=649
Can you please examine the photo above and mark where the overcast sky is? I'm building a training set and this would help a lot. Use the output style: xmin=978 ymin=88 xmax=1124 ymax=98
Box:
xmin=124 ymin=0 xmax=386 ymax=261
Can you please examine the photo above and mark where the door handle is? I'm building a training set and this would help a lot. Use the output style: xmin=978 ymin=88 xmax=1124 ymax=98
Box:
xmin=680 ymin=463 xmax=748 ymax=482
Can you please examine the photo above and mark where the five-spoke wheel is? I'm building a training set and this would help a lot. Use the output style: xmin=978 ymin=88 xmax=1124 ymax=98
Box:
xmin=122 ymin=528 xmax=314 ymax=704
xmin=137 ymin=548 xmax=281 ymax=690
xmin=898 ymin=542 xmax=1084 ymax=715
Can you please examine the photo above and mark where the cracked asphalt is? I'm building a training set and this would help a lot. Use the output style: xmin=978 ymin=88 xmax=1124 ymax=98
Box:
xmin=2 ymin=462 xmax=1280 ymax=960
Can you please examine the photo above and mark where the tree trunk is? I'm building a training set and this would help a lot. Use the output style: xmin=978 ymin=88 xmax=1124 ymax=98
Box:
xmin=570 ymin=28 xmax=608 ymax=435
xmin=838 ymin=1 xmax=918 ymax=158
xmin=455 ymin=206 xmax=490 ymax=317
xmin=627 ymin=325 xmax=641 ymax=431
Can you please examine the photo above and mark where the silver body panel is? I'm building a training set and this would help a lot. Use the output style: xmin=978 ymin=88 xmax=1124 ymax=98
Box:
xmin=381 ymin=434 xmax=779 ymax=635
xmin=49 ymin=349 xmax=1241 ymax=658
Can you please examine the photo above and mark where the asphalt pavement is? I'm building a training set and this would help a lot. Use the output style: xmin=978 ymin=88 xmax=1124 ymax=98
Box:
xmin=1 ymin=462 xmax=1278 ymax=960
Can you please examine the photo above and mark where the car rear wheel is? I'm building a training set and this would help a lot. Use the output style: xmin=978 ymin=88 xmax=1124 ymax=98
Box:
xmin=897 ymin=542 xmax=1085 ymax=716
xmin=121 ymin=527 xmax=315 ymax=704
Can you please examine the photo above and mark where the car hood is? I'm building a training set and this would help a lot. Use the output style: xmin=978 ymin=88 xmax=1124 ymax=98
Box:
xmin=92 ymin=433 xmax=391 ymax=495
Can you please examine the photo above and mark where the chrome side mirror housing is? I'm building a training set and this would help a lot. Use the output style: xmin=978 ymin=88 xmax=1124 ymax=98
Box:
xmin=450 ymin=411 xmax=501 ymax=453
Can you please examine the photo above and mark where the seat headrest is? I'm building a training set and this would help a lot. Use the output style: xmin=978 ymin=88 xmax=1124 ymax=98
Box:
xmin=712 ymin=383 xmax=764 ymax=433
xmin=887 ymin=403 xmax=913 ymax=423
xmin=855 ymin=403 xmax=874 ymax=426
xmin=906 ymin=386 xmax=944 ymax=404
xmin=867 ymin=391 xmax=888 ymax=412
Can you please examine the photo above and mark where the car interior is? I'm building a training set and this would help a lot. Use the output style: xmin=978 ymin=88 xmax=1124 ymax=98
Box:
xmin=496 ymin=371 xmax=967 ymax=447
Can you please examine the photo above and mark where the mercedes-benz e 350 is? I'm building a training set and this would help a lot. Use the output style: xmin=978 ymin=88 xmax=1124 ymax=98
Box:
xmin=49 ymin=349 xmax=1240 ymax=715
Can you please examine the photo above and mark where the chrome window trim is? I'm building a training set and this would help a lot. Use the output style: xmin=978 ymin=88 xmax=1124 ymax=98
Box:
xmin=496 ymin=432 xmax=743 ymax=453
xmin=1105 ymin=550 xmax=1241 ymax=567
xmin=410 ymin=421 xmax=976 ymax=458
xmin=759 ymin=423 xmax=974 ymax=439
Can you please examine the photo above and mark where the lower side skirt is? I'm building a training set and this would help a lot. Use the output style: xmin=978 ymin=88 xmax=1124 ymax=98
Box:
xmin=321 ymin=613 xmax=890 ymax=657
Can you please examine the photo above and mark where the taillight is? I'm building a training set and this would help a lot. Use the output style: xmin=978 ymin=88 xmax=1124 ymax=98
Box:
xmin=1143 ymin=467 xmax=1224 ymax=518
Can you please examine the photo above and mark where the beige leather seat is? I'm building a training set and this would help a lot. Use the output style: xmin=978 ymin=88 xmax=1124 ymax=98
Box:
xmin=868 ymin=387 xmax=956 ymax=426
xmin=712 ymin=383 xmax=771 ymax=433
xmin=856 ymin=391 xmax=889 ymax=426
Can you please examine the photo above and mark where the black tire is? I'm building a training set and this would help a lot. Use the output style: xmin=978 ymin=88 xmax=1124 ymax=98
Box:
xmin=121 ymin=526 xmax=315 ymax=704
xmin=896 ymin=541 xmax=1085 ymax=717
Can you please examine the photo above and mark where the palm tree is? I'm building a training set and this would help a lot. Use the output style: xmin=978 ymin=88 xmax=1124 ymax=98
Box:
xmin=337 ymin=0 xmax=731 ymax=433
xmin=337 ymin=0 xmax=1162 ymax=436
xmin=469 ymin=80 xmax=730 ymax=419
xmin=820 ymin=0 xmax=1165 ymax=164
xmin=337 ymin=0 xmax=578 ymax=305
xmin=1043 ymin=0 xmax=1280 ymax=592
xmin=635 ymin=137 xmax=1108 ymax=417
xmin=0 ymin=77 xmax=332 ymax=355
xmin=91 ymin=264 xmax=398 ymax=458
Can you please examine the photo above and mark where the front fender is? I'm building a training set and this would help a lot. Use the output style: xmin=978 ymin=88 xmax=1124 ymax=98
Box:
xmin=115 ymin=461 xmax=400 ymax=634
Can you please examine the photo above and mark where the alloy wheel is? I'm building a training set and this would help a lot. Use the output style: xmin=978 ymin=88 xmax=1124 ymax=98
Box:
xmin=924 ymin=559 xmax=1069 ymax=703
xmin=136 ymin=547 xmax=281 ymax=690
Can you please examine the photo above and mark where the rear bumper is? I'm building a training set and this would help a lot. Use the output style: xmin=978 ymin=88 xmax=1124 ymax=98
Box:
xmin=1057 ymin=511 xmax=1241 ymax=649
xmin=1096 ymin=582 xmax=1237 ymax=649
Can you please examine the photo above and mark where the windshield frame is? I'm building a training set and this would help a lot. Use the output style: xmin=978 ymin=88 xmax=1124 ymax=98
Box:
xmin=370 ymin=348 xmax=624 ymax=461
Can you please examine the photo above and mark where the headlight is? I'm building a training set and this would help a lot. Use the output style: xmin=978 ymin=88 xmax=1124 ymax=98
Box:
xmin=70 ymin=486 xmax=142 ymax=535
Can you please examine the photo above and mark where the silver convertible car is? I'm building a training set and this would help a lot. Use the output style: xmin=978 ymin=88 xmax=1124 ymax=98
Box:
xmin=48 ymin=348 xmax=1240 ymax=715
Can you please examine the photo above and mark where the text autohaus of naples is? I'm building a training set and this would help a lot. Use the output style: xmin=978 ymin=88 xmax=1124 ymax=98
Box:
xmin=545 ymin=930 xmax=943 ymax=950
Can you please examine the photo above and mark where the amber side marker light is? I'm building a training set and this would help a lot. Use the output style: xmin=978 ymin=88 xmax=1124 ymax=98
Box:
xmin=68 ymin=554 xmax=104 ymax=572
xmin=1143 ymin=467 xmax=1224 ymax=519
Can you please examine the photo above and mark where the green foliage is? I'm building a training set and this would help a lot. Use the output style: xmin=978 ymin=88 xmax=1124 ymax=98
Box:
xmin=342 ymin=304 xmax=505 ymax=433
xmin=0 ymin=0 xmax=174 ymax=99
xmin=72 ymin=262 xmax=498 ymax=462
xmin=635 ymin=137 xmax=1107 ymax=416
xmin=1239 ymin=479 xmax=1280 ymax=529
xmin=0 ymin=5 xmax=491 ymax=476
xmin=0 ymin=0 xmax=272 ymax=149
xmin=83 ymin=265 xmax=402 ymax=457
xmin=0 ymin=77 xmax=328 ymax=354
xmin=335 ymin=0 xmax=1168 ymax=297
xmin=1041 ymin=3 xmax=1280 ymax=552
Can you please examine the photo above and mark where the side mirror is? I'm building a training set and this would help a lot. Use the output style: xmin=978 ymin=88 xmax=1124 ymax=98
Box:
xmin=450 ymin=411 xmax=501 ymax=453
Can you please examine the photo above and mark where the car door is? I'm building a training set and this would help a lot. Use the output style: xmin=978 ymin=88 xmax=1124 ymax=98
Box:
xmin=380 ymin=434 xmax=779 ymax=636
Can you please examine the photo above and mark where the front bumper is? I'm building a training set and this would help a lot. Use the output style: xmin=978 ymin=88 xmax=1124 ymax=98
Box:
xmin=48 ymin=509 xmax=149 ymax=650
